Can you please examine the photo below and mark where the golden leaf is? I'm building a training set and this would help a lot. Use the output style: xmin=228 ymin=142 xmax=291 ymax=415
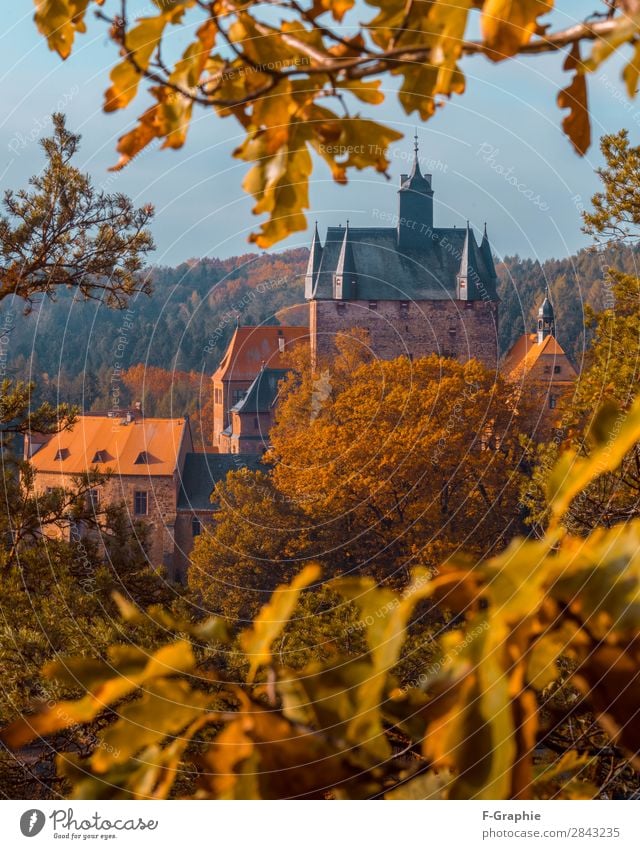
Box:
xmin=482 ymin=0 xmax=554 ymax=62
xmin=557 ymin=43 xmax=591 ymax=156
xmin=239 ymin=563 xmax=321 ymax=680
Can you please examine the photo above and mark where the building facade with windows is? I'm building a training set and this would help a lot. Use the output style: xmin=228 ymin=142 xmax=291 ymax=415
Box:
xmin=501 ymin=288 xmax=578 ymax=417
xmin=26 ymin=410 xmax=266 ymax=581
xmin=26 ymin=411 xmax=193 ymax=578
xmin=211 ymin=325 xmax=308 ymax=449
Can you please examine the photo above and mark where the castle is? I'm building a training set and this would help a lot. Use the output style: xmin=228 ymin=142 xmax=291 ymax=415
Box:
xmin=25 ymin=145 xmax=577 ymax=579
xmin=305 ymin=138 xmax=500 ymax=368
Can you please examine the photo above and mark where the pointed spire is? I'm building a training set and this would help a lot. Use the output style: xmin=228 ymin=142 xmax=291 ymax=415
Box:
xmin=537 ymin=285 xmax=555 ymax=343
xmin=480 ymin=222 xmax=497 ymax=280
xmin=457 ymin=223 xmax=485 ymax=301
xmin=304 ymin=220 xmax=324 ymax=299
xmin=334 ymin=221 xmax=357 ymax=299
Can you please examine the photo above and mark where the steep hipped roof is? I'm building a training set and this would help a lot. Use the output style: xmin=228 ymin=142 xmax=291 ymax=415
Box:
xmin=232 ymin=367 xmax=289 ymax=414
xmin=212 ymin=326 xmax=309 ymax=383
xmin=177 ymin=452 xmax=264 ymax=511
xmin=307 ymin=225 xmax=498 ymax=301
xmin=502 ymin=333 xmax=578 ymax=383
xmin=30 ymin=415 xmax=189 ymax=477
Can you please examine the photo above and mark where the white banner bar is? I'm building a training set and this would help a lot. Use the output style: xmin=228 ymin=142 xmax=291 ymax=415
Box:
xmin=0 ymin=800 xmax=637 ymax=848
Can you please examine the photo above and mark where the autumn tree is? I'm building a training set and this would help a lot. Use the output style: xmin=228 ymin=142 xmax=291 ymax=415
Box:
xmin=191 ymin=341 xmax=535 ymax=624
xmin=523 ymin=132 xmax=640 ymax=532
xmin=1 ymin=113 xmax=153 ymax=309
xmin=29 ymin=1 xmax=640 ymax=245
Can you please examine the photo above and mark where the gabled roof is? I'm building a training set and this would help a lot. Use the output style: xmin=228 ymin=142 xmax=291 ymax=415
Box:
xmin=212 ymin=326 xmax=309 ymax=383
xmin=502 ymin=333 xmax=578 ymax=383
xmin=232 ymin=367 xmax=289 ymax=414
xmin=30 ymin=415 xmax=189 ymax=477
xmin=177 ymin=452 xmax=265 ymax=511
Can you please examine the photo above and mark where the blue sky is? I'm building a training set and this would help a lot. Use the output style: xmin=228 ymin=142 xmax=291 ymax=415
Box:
xmin=2 ymin=1 xmax=638 ymax=267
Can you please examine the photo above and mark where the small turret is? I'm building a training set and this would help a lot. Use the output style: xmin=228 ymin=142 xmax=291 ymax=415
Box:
xmin=304 ymin=222 xmax=323 ymax=299
xmin=537 ymin=286 xmax=555 ymax=343
xmin=480 ymin=222 xmax=498 ymax=281
xmin=334 ymin=221 xmax=357 ymax=299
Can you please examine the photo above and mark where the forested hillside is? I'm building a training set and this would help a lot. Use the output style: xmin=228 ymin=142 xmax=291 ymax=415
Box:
xmin=4 ymin=243 xmax=636 ymax=421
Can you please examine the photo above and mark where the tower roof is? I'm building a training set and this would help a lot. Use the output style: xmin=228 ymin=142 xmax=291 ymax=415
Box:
xmin=399 ymin=133 xmax=431 ymax=194
xmin=304 ymin=222 xmax=323 ymax=298
xmin=335 ymin=221 xmax=357 ymax=280
xmin=539 ymin=286 xmax=554 ymax=320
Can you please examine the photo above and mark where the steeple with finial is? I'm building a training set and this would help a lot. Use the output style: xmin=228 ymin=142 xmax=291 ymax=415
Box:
xmin=304 ymin=220 xmax=323 ymax=298
xmin=537 ymin=285 xmax=555 ymax=343
xmin=334 ymin=220 xmax=357 ymax=299
xmin=397 ymin=131 xmax=434 ymax=250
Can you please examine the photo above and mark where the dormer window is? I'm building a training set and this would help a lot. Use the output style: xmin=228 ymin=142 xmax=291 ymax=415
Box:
xmin=54 ymin=448 xmax=69 ymax=461
xmin=134 ymin=451 xmax=149 ymax=464
xmin=92 ymin=450 xmax=107 ymax=463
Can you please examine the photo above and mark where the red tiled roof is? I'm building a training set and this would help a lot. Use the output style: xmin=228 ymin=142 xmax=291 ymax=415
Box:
xmin=212 ymin=326 xmax=309 ymax=382
xmin=502 ymin=333 xmax=578 ymax=383
xmin=30 ymin=415 xmax=189 ymax=477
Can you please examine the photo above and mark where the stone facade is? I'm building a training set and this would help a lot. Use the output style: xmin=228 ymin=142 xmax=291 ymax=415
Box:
xmin=310 ymin=297 xmax=499 ymax=369
xmin=32 ymin=470 xmax=180 ymax=576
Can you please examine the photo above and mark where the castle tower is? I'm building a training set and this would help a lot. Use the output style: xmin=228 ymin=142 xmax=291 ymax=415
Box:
xmin=304 ymin=137 xmax=500 ymax=369
xmin=397 ymin=133 xmax=434 ymax=250
xmin=537 ymin=286 xmax=555 ymax=343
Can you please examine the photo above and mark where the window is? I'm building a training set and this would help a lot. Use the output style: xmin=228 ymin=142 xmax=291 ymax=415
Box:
xmin=254 ymin=417 xmax=260 ymax=429
xmin=465 ymin=301 xmax=474 ymax=309
xmin=337 ymin=301 xmax=346 ymax=315
xmin=400 ymin=301 xmax=409 ymax=314
xmin=214 ymin=388 xmax=222 ymax=404
xmin=543 ymin=365 xmax=551 ymax=375
xmin=232 ymin=388 xmax=245 ymax=404
xmin=54 ymin=448 xmax=69 ymax=461
xmin=87 ymin=489 xmax=100 ymax=510
xmin=369 ymin=300 xmax=378 ymax=311
xmin=554 ymin=365 xmax=561 ymax=374
xmin=134 ymin=451 xmax=149 ymax=464
xmin=134 ymin=490 xmax=148 ymax=516
xmin=549 ymin=396 xmax=557 ymax=410
xmin=192 ymin=516 xmax=201 ymax=537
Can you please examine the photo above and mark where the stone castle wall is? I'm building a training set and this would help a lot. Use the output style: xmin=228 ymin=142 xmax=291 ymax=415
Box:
xmin=32 ymin=470 xmax=179 ymax=577
xmin=310 ymin=298 xmax=499 ymax=369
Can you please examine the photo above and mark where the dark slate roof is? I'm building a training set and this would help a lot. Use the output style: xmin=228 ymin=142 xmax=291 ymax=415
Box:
xmin=177 ymin=452 xmax=264 ymax=511
xmin=232 ymin=367 xmax=289 ymax=414
xmin=307 ymin=225 xmax=497 ymax=301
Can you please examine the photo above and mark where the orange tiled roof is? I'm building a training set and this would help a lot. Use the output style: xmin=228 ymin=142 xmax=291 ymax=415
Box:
xmin=502 ymin=333 xmax=577 ymax=383
xmin=212 ymin=326 xmax=309 ymax=382
xmin=30 ymin=415 xmax=188 ymax=477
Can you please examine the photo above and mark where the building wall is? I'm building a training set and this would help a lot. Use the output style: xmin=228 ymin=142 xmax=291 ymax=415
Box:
xmin=219 ymin=410 xmax=272 ymax=454
xmin=174 ymin=509 xmax=215 ymax=582
xmin=32 ymin=470 xmax=180 ymax=577
xmin=310 ymin=298 xmax=499 ymax=369
xmin=212 ymin=378 xmax=253 ymax=448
